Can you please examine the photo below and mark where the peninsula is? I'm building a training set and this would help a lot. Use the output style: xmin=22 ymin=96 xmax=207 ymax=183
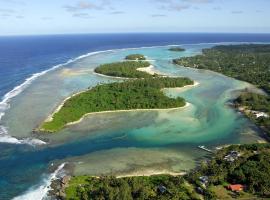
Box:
xmin=40 ymin=58 xmax=193 ymax=132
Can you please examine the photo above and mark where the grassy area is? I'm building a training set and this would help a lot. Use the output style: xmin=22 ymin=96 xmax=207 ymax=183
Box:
xmin=40 ymin=77 xmax=193 ymax=132
xmin=94 ymin=61 xmax=154 ymax=78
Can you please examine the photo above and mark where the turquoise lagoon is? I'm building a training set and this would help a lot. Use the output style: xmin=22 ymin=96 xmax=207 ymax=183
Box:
xmin=1 ymin=44 xmax=264 ymax=187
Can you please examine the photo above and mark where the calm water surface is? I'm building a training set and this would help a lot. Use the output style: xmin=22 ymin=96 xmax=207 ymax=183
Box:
xmin=0 ymin=34 xmax=269 ymax=199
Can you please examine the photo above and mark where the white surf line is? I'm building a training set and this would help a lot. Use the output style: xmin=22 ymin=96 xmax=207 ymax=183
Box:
xmin=0 ymin=41 xmax=255 ymax=145
xmin=12 ymin=163 xmax=66 ymax=200
xmin=0 ymin=50 xmax=115 ymax=145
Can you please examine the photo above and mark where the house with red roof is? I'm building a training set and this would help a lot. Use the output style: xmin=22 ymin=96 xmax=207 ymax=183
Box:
xmin=227 ymin=184 xmax=244 ymax=192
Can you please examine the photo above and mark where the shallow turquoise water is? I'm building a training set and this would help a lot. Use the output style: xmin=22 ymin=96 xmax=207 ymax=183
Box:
xmin=0 ymin=44 xmax=264 ymax=199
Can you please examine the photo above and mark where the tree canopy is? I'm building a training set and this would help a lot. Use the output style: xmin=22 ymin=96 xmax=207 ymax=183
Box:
xmin=94 ymin=61 xmax=154 ymax=78
xmin=173 ymin=44 xmax=270 ymax=93
xmin=125 ymin=54 xmax=146 ymax=60
xmin=40 ymin=77 xmax=193 ymax=132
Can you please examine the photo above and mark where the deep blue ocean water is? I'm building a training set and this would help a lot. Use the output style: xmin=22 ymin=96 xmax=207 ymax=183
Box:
xmin=2 ymin=33 xmax=270 ymax=98
xmin=1 ymin=33 xmax=270 ymax=199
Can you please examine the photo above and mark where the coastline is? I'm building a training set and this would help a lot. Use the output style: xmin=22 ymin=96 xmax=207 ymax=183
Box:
xmin=44 ymin=90 xmax=88 ymax=123
xmin=116 ymin=170 xmax=186 ymax=178
xmin=162 ymin=81 xmax=200 ymax=92
xmin=65 ymin=102 xmax=191 ymax=127
xmin=42 ymin=63 xmax=198 ymax=129
xmin=94 ymin=64 xmax=163 ymax=78
xmin=50 ymin=166 xmax=187 ymax=199
xmin=93 ymin=72 xmax=132 ymax=80
xmin=41 ymin=80 xmax=198 ymax=130
xmin=136 ymin=65 xmax=161 ymax=75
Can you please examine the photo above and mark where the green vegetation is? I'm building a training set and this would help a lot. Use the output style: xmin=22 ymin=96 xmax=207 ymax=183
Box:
xmin=168 ymin=47 xmax=185 ymax=52
xmin=173 ymin=44 xmax=270 ymax=138
xmin=188 ymin=143 xmax=270 ymax=199
xmin=125 ymin=54 xmax=146 ymax=60
xmin=94 ymin=61 xmax=154 ymax=78
xmin=173 ymin=44 xmax=270 ymax=93
xmin=234 ymin=92 xmax=270 ymax=137
xmin=40 ymin=77 xmax=193 ymax=132
xmin=63 ymin=144 xmax=270 ymax=199
xmin=65 ymin=175 xmax=200 ymax=200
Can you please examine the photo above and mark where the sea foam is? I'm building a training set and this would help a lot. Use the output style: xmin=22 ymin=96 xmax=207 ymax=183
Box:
xmin=0 ymin=50 xmax=110 ymax=145
xmin=0 ymin=44 xmax=198 ymax=145
xmin=12 ymin=163 xmax=66 ymax=200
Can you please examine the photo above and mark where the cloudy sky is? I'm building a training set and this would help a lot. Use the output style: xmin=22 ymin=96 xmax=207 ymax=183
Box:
xmin=0 ymin=0 xmax=269 ymax=35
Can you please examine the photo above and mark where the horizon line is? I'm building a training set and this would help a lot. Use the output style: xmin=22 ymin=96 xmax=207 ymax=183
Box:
xmin=1 ymin=31 xmax=270 ymax=37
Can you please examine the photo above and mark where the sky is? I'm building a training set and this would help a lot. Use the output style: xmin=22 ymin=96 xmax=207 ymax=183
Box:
xmin=0 ymin=0 xmax=269 ymax=35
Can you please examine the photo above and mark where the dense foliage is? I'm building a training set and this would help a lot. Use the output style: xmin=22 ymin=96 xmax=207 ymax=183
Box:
xmin=63 ymin=144 xmax=270 ymax=199
xmin=188 ymin=144 xmax=270 ymax=198
xmin=168 ymin=47 xmax=185 ymax=52
xmin=40 ymin=77 xmax=193 ymax=132
xmin=95 ymin=61 xmax=154 ymax=78
xmin=234 ymin=92 xmax=270 ymax=137
xmin=173 ymin=44 xmax=270 ymax=93
xmin=65 ymin=175 xmax=200 ymax=200
xmin=125 ymin=54 xmax=146 ymax=60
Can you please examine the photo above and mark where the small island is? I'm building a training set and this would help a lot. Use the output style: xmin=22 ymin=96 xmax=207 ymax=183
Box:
xmin=125 ymin=54 xmax=146 ymax=60
xmin=40 ymin=77 xmax=193 ymax=132
xmin=94 ymin=61 xmax=155 ymax=78
xmin=40 ymin=56 xmax=194 ymax=132
xmin=168 ymin=47 xmax=185 ymax=52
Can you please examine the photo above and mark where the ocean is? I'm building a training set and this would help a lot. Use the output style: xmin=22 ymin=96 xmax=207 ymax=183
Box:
xmin=0 ymin=33 xmax=270 ymax=200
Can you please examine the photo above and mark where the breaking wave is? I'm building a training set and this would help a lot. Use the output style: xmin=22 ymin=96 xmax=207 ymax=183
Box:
xmin=12 ymin=163 xmax=66 ymax=200
xmin=0 ymin=50 xmax=110 ymax=145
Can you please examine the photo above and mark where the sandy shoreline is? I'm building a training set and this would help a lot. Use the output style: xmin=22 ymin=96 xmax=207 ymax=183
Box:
xmin=93 ymin=72 xmax=131 ymax=79
xmin=116 ymin=169 xmax=187 ymax=178
xmin=42 ymin=64 xmax=199 ymax=129
xmin=43 ymin=81 xmax=198 ymax=127
xmin=137 ymin=65 xmax=161 ymax=75
xmin=44 ymin=90 xmax=88 ymax=123
xmin=94 ymin=64 xmax=162 ymax=78
xmin=66 ymin=103 xmax=191 ymax=126
xmin=163 ymin=81 xmax=200 ymax=92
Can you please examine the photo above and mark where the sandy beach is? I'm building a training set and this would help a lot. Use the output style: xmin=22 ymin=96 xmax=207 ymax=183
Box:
xmin=116 ymin=170 xmax=186 ymax=178
xmin=136 ymin=65 xmax=162 ymax=75
xmin=43 ymin=80 xmax=198 ymax=127
xmin=94 ymin=64 xmax=163 ymax=78
xmin=65 ymin=103 xmax=191 ymax=127
xmin=93 ymin=72 xmax=132 ymax=79
xmin=44 ymin=90 xmax=88 ymax=123
xmin=162 ymin=81 xmax=200 ymax=92
xmin=42 ymin=64 xmax=198 ymax=129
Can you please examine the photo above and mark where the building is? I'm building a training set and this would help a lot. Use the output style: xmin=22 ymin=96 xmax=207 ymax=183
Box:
xmin=227 ymin=184 xmax=244 ymax=192
xmin=224 ymin=151 xmax=241 ymax=162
